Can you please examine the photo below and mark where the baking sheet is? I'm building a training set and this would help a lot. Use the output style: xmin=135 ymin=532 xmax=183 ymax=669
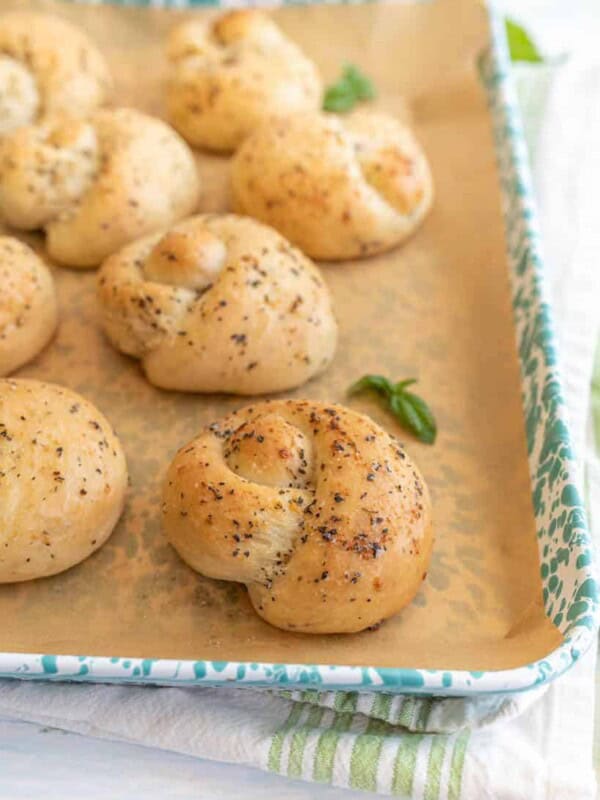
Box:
xmin=0 ymin=0 xmax=562 ymax=670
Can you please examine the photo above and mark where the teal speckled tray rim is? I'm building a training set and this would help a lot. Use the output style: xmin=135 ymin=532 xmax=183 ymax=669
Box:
xmin=0 ymin=4 xmax=597 ymax=696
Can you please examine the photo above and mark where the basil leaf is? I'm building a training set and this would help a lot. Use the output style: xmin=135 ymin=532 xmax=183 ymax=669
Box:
xmin=394 ymin=378 xmax=417 ymax=392
xmin=505 ymin=18 xmax=544 ymax=63
xmin=323 ymin=84 xmax=357 ymax=113
xmin=323 ymin=64 xmax=376 ymax=113
xmin=397 ymin=390 xmax=437 ymax=444
xmin=348 ymin=374 xmax=394 ymax=398
xmin=390 ymin=393 xmax=424 ymax=438
xmin=348 ymin=374 xmax=437 ymax=444
xmin=344 ymin=64 xmax=376 ymax=101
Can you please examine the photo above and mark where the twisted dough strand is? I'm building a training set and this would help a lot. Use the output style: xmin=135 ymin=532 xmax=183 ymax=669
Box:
xmin=0 ymin=12 xmax=111 ymax=135
xmin=97 ymin=214 xmax=337 ymax=394
xmin=163 ymin=400 xmax=433 ymax=633
xmin=166 ymin=10 xmax=322 ymax=152
xmin=0 ymin=109 xmax=200 ymax=267
xmin=231 ymin=110 xmax=433 ymax=260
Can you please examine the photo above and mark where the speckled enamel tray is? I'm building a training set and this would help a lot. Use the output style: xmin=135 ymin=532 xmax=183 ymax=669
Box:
xmin=0 ymin=0 xmax=597 ymax=696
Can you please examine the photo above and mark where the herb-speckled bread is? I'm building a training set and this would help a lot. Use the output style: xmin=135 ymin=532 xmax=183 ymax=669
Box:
xmin=162 ymin=400 xmax=433 ymax=633
xmin=0 ymin=109 xmax=200 ymax=268
xmin=0 ymin=11 xmax=111 ymax=136
xmin=97 ymin=214 xmax=337 ymax=395
xmin=166 ymin=9 xmax=322 ymax=153
xmin=0 ymin=238 xmax=57 ymax=376
xmin=231 ymin=110 xmax=433 ymax=260
xmin=0 ymin=379 xmax=128 ymax=582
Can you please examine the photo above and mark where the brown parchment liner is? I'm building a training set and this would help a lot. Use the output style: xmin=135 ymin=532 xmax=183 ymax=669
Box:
xmin=0 ymin=0 xmax=562 ymax=670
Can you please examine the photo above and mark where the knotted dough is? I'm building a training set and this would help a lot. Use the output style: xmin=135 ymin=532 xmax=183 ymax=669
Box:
xmin=0 ymin=12 xmax=111 ymax=136
xmin=166 ymin=10 xmax=322 ymax=152
xmin=0 ymin=379 xmax=128 ymax=582
xmin=0 ymin=109 xmax=200 ymax=267
xmin=231 ymin=110 xmax=433 ymax=260
xmin=0 ymin=237 xmax=57 ymax=376
xmin=162 ymin=400 xmax=433 ymax=633
xmin=97 ymin=214 xmax=337 ymax=394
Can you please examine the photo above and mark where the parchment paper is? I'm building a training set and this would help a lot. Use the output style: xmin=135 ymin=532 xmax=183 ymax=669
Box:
xmin=0 ymin=0 xmax=561 ymax=670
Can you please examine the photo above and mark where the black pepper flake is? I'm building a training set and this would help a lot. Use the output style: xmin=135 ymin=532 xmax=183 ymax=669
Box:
xmin=333 ymin=493 xmax=344 ymax=503
xmin=318 ymin=526 xmax=337 ymax=541
xmin=371 ymin=542 xmax=383 ymax=558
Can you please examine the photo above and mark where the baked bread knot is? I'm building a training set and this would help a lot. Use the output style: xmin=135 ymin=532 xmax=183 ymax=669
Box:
xmin=97 ymin=214 xmax=337 ymax=394
xmin=0 ymin=109 xmax=200 ymax=268
xmin=0 ymin=379 xmax=128 ymax=582
xmin=231 ymin=110 xmax=434 ymax=260
xmin=166 ymin=9 xmax=322 ymax=152
xmin=0 ymin=237 xmax=58 ymax=376
xmin=162 ymin=400 xmax=433 ymax=633
xmin=0 ymin=12 xmax=111 ymax=136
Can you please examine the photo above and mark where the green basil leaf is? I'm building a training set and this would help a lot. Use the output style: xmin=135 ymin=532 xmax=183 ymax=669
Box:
xmin=348 ymin=374 xmax=437 ymax=444
xmin=390 ymin=393 xmax=426 ymax=440
xmin=344 ymin=64 xmax=376 ymax=101
xmin=348 ymin=374 xmax=394 ymax=398
xmin=399 ymin=390 xmax=437 ymax=444
xmin=505 ymin=18 xmax=544 ymax=64
xmin=394 ymin=378 xmax=417 ymax=393
xmin=323 ymin=84 xmax=357 ymax=113
xmin=323 ymin=64 xmax=376 ymax=113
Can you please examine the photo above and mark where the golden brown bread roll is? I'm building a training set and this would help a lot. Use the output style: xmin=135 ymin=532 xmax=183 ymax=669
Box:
xmin=0 ymin=237 xmax=58 ymax=376
xmin=0 ymin=109 xmax=200 ymax=268
xmin=97 ymin=214 xmax=337 ymax=394
xmin=162 ymin=400 xmax=433 ymax=633
xmin=166 ymin=10 xmax=322 ymax=152
xmin=0 ymin=379 xmax=128 ymax=582
xmin=0 ymin=12 xmax=111 ymax=136
xmin=231 ymin=110 xmax=433 ymax=260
